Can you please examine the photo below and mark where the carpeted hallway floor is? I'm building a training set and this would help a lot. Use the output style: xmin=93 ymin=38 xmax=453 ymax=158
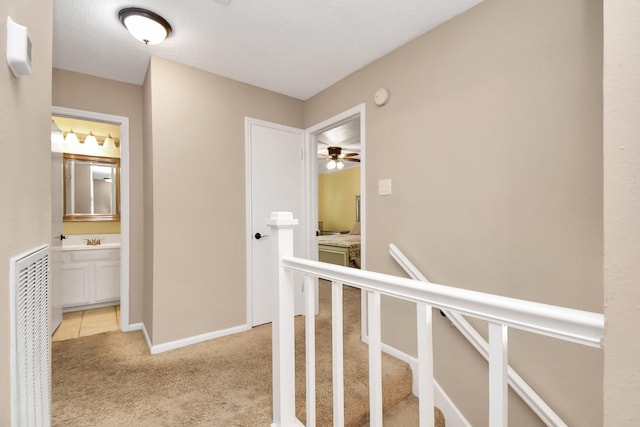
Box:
xmin=51 ymin=284 xmax=414 ymax=426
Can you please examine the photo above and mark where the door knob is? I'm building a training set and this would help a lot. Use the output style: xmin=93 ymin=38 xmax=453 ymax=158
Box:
xmin=254 ymin=232 xmax=269 ymax=240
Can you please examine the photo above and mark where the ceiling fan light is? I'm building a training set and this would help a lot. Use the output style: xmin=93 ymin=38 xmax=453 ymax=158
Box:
xmin=326 ymin=160 xmax=336 ymax=170
xmin=119 ymin=8 xmax=172 ymax=45
xmin=336 ymin=160 xmax=344 ymax=170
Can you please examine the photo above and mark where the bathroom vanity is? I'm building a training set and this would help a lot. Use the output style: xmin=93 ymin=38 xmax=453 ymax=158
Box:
xmin=61 ymin=234 xmax=120 ymax=312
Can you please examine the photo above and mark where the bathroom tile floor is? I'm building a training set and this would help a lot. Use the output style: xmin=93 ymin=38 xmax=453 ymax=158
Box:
xmin=52 ymin=305 xmax=120 ymax=342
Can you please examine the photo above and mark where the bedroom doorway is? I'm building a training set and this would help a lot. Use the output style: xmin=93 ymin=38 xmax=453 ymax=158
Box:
xmin=305 ymin=104 xmax=365 ymax=270
xmin=305 ymin=104 xmax=365 ymax=334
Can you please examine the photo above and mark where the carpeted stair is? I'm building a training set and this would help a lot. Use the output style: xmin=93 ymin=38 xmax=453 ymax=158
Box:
xmin=365 ymin=395 xmax=446 ymax=426
xmin=306 ymin=283 xmax=445 ymax=427
xmin=295 ymin=283 xmax=414 ymax=426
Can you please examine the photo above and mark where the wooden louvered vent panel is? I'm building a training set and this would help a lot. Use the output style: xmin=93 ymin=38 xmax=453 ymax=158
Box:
xmin=11 ymin=245 xmax=50 ymax=427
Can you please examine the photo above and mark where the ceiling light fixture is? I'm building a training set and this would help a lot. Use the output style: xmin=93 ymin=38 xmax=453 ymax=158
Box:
xmin=118 ymin=7 xmax=172 ymax=45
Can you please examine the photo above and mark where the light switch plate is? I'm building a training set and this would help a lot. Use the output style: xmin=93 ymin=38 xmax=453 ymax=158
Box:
xmin=378 ymin=179 xmax=392 ymax=195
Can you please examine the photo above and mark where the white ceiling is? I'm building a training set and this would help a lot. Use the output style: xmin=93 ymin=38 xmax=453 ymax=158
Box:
xmin=53 ymin=0 xmax=483 ymax=100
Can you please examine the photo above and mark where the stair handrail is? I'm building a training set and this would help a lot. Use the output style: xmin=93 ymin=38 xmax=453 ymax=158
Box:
xmin=266 ymin=212 xmax=604 ymax=427
xmin=389 ymin=243 xmax=582 ymax=427
xmin=278 ymin=252 xmax=604 ymax=426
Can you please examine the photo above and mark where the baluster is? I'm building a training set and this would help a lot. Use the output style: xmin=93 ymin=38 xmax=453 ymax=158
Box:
xmin=332 ymin=281 xmax=345 ymax=426
xmin=368 ymin=290 xmax=383 ymax=427
xmin=417 ymin=302 xmax=435 ymax=427
xmin=489 ymin=322 xmax=508 ymax=427
xmin=305 ymin=275 xmax=316 ymax=427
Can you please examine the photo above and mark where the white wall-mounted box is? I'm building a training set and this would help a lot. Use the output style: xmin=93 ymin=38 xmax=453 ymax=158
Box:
xmin=6 ymin=16 xmax=32 ymax=77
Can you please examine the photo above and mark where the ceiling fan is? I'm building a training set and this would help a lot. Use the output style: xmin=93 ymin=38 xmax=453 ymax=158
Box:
xmin=319 ymin=146 xmax=360 ymax=170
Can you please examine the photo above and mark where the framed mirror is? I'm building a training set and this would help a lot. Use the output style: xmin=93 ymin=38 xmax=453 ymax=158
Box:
xmin=63 ymin=153 xmax=120 ymax=221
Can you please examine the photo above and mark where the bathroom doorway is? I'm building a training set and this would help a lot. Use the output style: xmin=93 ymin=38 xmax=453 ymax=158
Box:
xmin=51 ymin=106 xmax=131 ymax=331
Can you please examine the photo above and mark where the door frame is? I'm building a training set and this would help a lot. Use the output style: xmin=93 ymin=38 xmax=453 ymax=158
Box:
xmin=304 ymin=104 xmax=366 ymax=269
xmin=244 ymin=117 xmax=308 ymax=327
xmin=50 ymin=123 xmax=64 ymax=333
xmin=305 ymin=103 xmax=366 ymax=331
xmin=51 ymin=106 xmax=131 ymax=331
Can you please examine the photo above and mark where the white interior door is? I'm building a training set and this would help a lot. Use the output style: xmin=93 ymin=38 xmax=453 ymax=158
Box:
xmin=246 ymin=118 xmax=305 ymax=327
xmin=50 ymin=121 xmax=64 ymax=334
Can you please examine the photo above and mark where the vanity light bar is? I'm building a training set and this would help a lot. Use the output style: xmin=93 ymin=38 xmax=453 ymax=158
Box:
xmin=64 ymin=130 xmax=120 ymax=148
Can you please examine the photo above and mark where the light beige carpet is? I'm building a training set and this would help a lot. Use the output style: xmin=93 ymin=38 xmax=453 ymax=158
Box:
xmin=364 ymin=396 xmax=445 ymax=427
xmin=52 ymin=284 xmax=413 ymax=426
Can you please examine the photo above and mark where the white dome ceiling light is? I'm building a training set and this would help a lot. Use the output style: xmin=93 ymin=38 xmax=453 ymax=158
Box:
xmin=118 ymin=8 xmax=172 ymax=45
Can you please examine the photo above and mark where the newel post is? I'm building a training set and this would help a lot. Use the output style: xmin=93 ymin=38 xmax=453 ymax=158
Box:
xmin=267 ymin=211 xmax=301 ymax=427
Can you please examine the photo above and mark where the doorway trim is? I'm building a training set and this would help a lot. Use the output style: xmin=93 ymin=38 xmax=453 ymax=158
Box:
xmin=51 ymin=106 xmax=131 ymax=331
xmin=304 ymin=103 xmax=366 ymax=269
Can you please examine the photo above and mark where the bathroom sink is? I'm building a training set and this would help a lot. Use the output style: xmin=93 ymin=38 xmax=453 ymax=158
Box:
xmin=61 ymin=234 xmax=121 ymax=250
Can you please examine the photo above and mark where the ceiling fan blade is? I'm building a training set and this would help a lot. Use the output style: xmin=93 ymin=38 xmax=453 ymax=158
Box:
xmin=343 ymin=158 xmax=360 ymax=162
xmin=342 ymin=153 xmax=359 ymax=157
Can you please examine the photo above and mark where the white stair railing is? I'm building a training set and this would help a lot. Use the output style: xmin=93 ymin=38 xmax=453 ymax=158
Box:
xmin=390 ymin=244 xmax=572 ymax=426
xmin=268 ymin=212 xmax=605 ymax=427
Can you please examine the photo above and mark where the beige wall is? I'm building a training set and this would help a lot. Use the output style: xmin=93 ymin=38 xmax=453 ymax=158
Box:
xmin=144 ymin=56 xmax=304 ymax=345
xmin=318 ymin=167 xmax=361 ymax=231
xmin=142 ymin=65 xmax=155 ymax=339
xmin=52 ymin=69 xmax=145 ymax=323
xmin=0 ymin=2 xmax=53 ymax=425
xmin=305 ymin=0 xmax=603 ymax=425
xmin=603 ymin=0 xmax=640 ymax=425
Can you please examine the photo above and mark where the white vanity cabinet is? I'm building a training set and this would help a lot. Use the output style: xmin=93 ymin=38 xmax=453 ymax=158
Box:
xmin=61 ymin=235 xmax=120 ymax=311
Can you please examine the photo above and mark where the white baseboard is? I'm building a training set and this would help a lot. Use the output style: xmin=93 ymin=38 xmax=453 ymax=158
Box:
xmin=125 ymin=322 xmax=144 ymax=333
xmin=126 ymin=322 xmax=152 ymax=350
xmin=374 ymin=339 xmax=471 ymax=427
xmin=126 ymin=322 xmax=252 ymax=355
xmin=379 ymin=341 xmax=419 ymax=394
xmin=434 ymin=380 xmax=472 ymax=427
xmin=136 ymin=324 xmax=251 ymax=355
